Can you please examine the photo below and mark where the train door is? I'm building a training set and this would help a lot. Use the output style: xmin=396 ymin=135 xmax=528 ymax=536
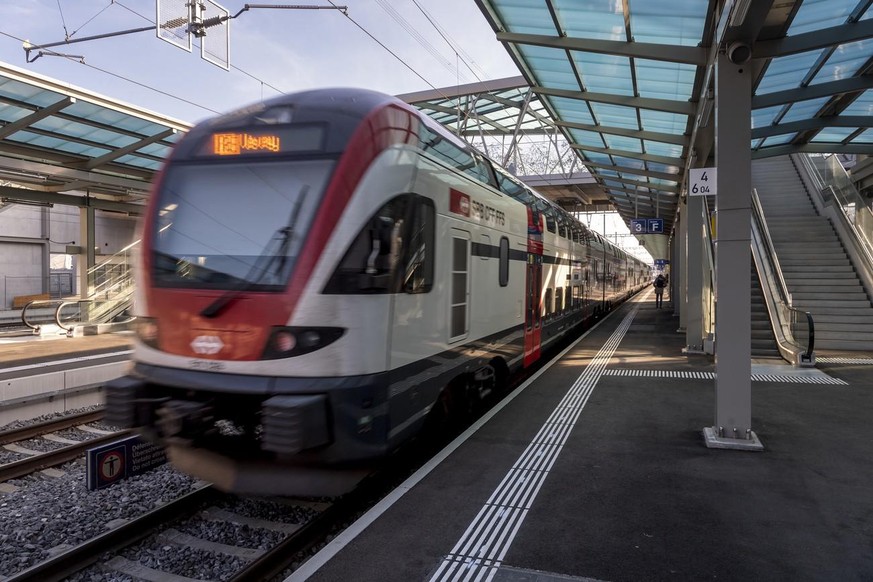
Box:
xmin=524 ymin=253 xmax=542 ymax=366
xmin=449 ymin=230 xmax=471 ymax=343
xmin=524 ymin=207 xmax=544 ymax=367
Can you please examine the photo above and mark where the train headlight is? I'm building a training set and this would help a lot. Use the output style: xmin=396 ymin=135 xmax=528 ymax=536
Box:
xmin=262 ymin=326 xmax=345 ymax=360
xmin=135 ymin=317 xmax=159 ymax=349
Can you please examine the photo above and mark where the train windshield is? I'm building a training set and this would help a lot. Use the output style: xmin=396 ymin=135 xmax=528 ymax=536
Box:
xmin=150 ymin=159 xmax=332 ymax=290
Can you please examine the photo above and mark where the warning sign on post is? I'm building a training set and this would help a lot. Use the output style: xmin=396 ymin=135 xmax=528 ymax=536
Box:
xmin=86 ymin=435 xmax=167 ymax=490
xmin=688 ymin=167 xmax=717 ymax=197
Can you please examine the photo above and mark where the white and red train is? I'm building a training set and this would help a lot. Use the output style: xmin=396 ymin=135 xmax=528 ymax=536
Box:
xmin=106 ymin=88 xmax=650 ymax=495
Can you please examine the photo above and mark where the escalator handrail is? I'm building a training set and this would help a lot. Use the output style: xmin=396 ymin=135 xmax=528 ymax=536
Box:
xmin=21 ymin=299 xmax=66 ymax=331
xmin=751 ymin=187 xmax=792 ymax=306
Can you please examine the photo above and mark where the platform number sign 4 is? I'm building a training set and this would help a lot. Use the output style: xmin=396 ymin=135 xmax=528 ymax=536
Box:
xmin=689 ymin=167 xmax=717 ymax=197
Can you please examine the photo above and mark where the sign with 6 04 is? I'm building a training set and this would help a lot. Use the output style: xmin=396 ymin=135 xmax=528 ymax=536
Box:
xmin=688 ymin=167 xmax=717 ymax=196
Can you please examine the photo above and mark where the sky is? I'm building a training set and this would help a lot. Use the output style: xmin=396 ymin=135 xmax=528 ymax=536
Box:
xmin=0 ymin=0 xmax=520 ymax=124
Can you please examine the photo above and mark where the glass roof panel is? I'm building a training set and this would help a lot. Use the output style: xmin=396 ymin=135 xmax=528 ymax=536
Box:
xmin=840 ymin=90 xmax=873 ymax=115
xmin=597 ymin=169 xmax=620 ymax=177
xmin=590 ymin=103 xmax=640 ymax=130
xmin=630 ymin=0 xmax=707 ymax=46
xmin=584 ymin=151 xmax=613 ymax=164
xmin=852 ymin=129 xmax=873 ymax=143
xmin=548 ymin=96 xmax=596 ymax=125
xmin=115 ymin=155 xmax=163 ymax=170
xmin=518 ymin=45 xmax=579 ymax=91
xmin=567 ymin=128 xmax=605 ymax=147
xmin=489 ymin=1 xmax=557 ymax=35
xmin=811 ymin=39 xmax=873 ymax=85
xmin=635 ymin=59 xmax=696 ymax=101
xmin=760 ymin=134 xmax=796 ymax=147
xmin=779 ymin=97 xmax=830 ymax=124
xmin=572 ymin=52 xmax=634 ymax=95
xmin=612 ymin=155 xmax=645 ymax=170
xmin=787 ymin=0 xmax=857 ymax=35
xmin=604 ymin=134 xmax=643 ymax=153
xmin=639 ymin=109 xmax=686 ymax=134
xmin=552 ymin=0 xmax=625 ymax=42
xmin=756 ymin=51 xmax=824 ymax=95
xmin=647 ymin=162 xmax=681 ymax=174
xmin=811 ymin=127 xmax=858 ymax=142
xmin=751 ymin=105 xmax=782 ymax=129
xmin=648 ymin=178 xmax=679 ymax=187
xmin=645 ymin=141 xmax=684 ymax=158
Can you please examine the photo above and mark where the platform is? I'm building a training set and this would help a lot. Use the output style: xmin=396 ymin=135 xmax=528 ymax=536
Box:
xmin=291 ymin=291 xmax=873 ymax=582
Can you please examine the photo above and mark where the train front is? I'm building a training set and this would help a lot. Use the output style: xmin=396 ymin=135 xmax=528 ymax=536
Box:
xmin=105 ymin=89 xmax=417 ymax=496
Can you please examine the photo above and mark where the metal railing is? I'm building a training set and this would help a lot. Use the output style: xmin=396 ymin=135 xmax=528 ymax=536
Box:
xmin=751 ymin=187 xmax=815 ymax=365
xmin=797 ymin=153 xmax=873 ymax=285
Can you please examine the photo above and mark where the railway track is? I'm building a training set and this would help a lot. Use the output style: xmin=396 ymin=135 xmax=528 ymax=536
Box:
xmin=0 ymin=409 xmax=130 ymax=483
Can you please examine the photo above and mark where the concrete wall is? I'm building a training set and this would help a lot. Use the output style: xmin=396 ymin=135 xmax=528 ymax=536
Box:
xmin=0 ymin=202 xmax=138 ymax=309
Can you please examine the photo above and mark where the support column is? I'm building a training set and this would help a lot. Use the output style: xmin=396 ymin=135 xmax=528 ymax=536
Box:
xmin=704 ymin=50 xmax=762 ymax=450
xmin=675 ymin=206 xmax=687 ymax=327
xmin=685 ymin=194 xmax=705 ymax=352
xmin=78 ymin=205 xmax=96 ymax=299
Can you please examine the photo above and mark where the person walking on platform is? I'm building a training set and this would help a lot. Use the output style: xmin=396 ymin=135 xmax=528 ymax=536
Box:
xmin=653 ymin=273 xmax=666 ymax=309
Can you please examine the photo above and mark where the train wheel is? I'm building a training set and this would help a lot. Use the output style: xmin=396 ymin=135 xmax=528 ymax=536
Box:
xmin=425 ymin=377 xmax=473 ymax=433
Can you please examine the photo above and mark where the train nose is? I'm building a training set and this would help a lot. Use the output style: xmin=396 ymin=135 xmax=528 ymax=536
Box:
xmin=156 ymin=400 xmax=215 ymax=439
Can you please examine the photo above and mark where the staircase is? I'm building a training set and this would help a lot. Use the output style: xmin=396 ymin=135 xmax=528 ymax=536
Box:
xmin=750 ymin=259 xmax=780 ymax=358
xmin=752 ymin=157 xmax=873 ymax=351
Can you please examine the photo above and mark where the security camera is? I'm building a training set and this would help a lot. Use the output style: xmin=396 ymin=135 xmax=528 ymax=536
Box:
xmin=727 ymin=41 xmax=752 ymax=65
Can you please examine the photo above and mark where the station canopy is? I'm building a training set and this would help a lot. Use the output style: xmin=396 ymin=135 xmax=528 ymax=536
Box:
xmin=1 ymin=0 xmax=872 ymax=228
xmin=408 ymin=0 xmax=873 ymax=235
xmin=0 ymin=61 xmax=188 ymax=214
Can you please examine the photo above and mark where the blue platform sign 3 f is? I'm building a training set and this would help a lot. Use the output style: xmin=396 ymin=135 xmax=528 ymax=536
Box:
xmin=630 ymin=219 xmax=647 ymax=234
xmin=648 ymin=219 xmax=664 ymax=234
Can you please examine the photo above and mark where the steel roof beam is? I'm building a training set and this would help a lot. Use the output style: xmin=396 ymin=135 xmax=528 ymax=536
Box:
xmin=496 ymin=32 xmax=707 ymax=66
xmin=752 ymin=143 xmax=873 ymax=158
xmin=397 ymin=76 xmax=527 ymax=104
xmin=0 ymin=184 xmax=143 ymax=214
xmin=604 ymin=184 xmax=679 ymax=198
xmin=751 ymin=115 xmax=873 ymax=139
xmin=753 ymin=76 xmax=873 ymax=109
xmin=586 ymin=161 xmax=680 ymax=182
xmin=596 ymin=174 xmax=679 ymax=193
xmin=0 ymin=96 xmax=75 ymax=140
xmin=556 ymin=120 xmax=689 ymax=147
xmin=755 ymin=19 xmax=873 ymax=59
xmin=533 ymin=86 xmax=694 ymax=116
xmin=84 ymin=128 xmax=177 ymax=170
xmin=569 ymin=144 xmax=684 ymax=167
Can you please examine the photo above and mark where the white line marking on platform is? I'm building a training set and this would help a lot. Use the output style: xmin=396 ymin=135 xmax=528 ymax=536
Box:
xmin=430 ymin=300 xmax=641 ymax=581
xmin=602 ymin=369 xmax=847 ymax=385
xmin=0 ymin=350 xmax=133 ymax=375
xmin=285 ymin=295 xmax=648 ymax=582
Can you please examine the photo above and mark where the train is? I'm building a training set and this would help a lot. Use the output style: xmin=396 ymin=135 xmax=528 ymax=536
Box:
xmin=105 ymin=88 xmax=651 ymax=496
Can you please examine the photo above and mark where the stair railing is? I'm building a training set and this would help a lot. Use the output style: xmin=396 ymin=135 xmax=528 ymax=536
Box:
xmin=751 ymin=187 xmax=815 ymax=366
xmin=795 ymin=153 xmax=873 ymax=302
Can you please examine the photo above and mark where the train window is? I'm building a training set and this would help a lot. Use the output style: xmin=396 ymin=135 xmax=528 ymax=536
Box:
xmin=545 ymin=288 xmax=553 ymax=317
xmin=419 ymin=125 xmax=492 ymax=187
xmin=494 ymin=170 xmax=535 ymax=206
xmin=555 ymin=288 xmax=563 ymax=314
xmin=564 ymin=285 xmax=570 ymax=310
xmin=499 ymin=237 xmax=509 ymax=287
xmin=450 ymin=234 xmax=470 ymax=340
xmin=544 ymin=209 xmax=556 ymax=234
xmin=324 ymin=194 xmax=434 ymax=294
xmin=573 ymin=285 xmax=581 ymax=307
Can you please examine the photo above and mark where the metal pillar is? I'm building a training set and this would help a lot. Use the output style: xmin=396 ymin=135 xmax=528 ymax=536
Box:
xmin=676 ymin=205 xmax=687 ymax=327
xmin=685 ymin=194 xmax=705 ymax=352
xmin=78 ymin=205 xmax=96 ymax=299
xmin=704 ymin=50 xmax=762 ymax=450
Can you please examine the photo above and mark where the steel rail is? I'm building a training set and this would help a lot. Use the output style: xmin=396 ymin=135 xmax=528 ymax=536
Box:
xmin=5 ymin=485 xmax=218 ymax=582
xmin=0 ymin=409 xmax=106 ymax=445
xmin=0 ymin=430 xmax=132 ymax=483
